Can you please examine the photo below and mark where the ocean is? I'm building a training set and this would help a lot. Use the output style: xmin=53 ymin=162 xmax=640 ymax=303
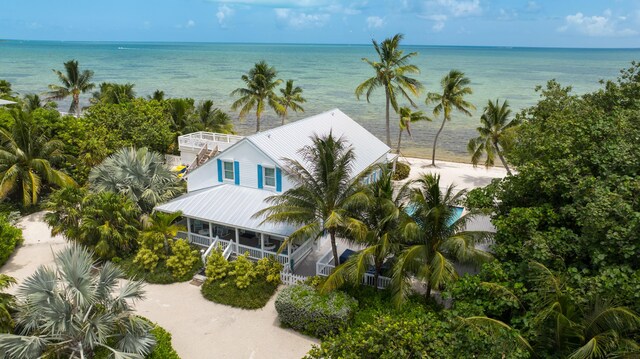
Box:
xmin=1 ymin=40 xmax=638 ymax=160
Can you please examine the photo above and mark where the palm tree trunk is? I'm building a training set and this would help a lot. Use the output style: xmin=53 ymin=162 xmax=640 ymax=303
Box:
xmin=330 ymin=229 xmax=339 ymax=266
xmin=385 ymin=88 xmax=391 ymax=146
xmin=425 ymin=282 xmax=432 ymax=302
xmin=256 ymin=112 xmax=261 ymax=132
xmin=493 ymin=141 xmax=512 ymax=175
xmin=396 ymin=129 xmax=403 ymax=154
xmin=281 ymin=106 xmax=288 ymax=126
xmin=74 ymin=93 xmax=81 ymax=117
xmin=431 ymin=116 xmax=447 ymax=166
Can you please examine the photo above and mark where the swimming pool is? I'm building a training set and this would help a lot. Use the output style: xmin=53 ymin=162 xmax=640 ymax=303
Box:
xmin=405 ymin=205 xmax=464 ymax=226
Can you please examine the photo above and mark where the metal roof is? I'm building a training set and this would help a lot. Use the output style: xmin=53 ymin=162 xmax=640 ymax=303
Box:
xmin=247 ymin=109 xmax=390 ymax=177
xmin=155 ymin=184 xmax=298 ymax=237
xmin=0 ymin=99 xmax=16 ymax=106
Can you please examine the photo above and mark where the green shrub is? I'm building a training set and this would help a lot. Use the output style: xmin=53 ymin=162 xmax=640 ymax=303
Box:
xmin=201 ymin=274 xmax=278 ymax=309
xmin=94 ymin=317 xmax=181 ymax=359
xmin=134 ymin=247 xmax=161 ymax=271
xmin=229 ymin=252 xmax=257 ymax=289
xmin=275 ymin=284 xmax=358 ymax=337
xmin=390 ymin=161 xmax=410 ymax=181
xmin=255 ymin=257 xmax=282 ymax=284
xmin=0 ymin=215 xmax=23 ymax=267
xmin=118 ymin=255 xmax=201 ymax=284
xmin=166 ymin=239 xmax=200 ymax=278
xmin=204 ymin=246 xmax=229 ymax=283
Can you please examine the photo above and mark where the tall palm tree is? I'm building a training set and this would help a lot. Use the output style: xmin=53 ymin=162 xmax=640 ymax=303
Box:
xmin=88 ymin=147 xmax=184 ymax=213
xmin=426 ymin=70 xmax=475 ymax=166
xmin=393 ymin=173 xmax=492 ymax=304
xmin=467 ymin=99 xmax=520 ymax=175
xmin=0 ymin=274 xmax=16 ymax=333
xmin=0 ymin=110 xmax=77 ymax=207
xmin=278 ymin=79 xmax=306 ymax=125
xmin=141 ymin=211 xmax=185 ymax=256
xmin=397 ymin=106 xmax=430 ymax=154
xmin=0 ymin=80 xmax=14 ymax=99
xmin=187 ymin=100 xmax=234 ymax=134
xmin=463 ymin=262 xmax=640 ymax=359
xmin=148 ymin=89 xmax=165 ymax=101
xmin=255 ymin=133 xmax=367 ymax=266
xmin=321 ymin=166 xmax=409 ymax=292
xmin=90 ymin=82 xmax=136 ymax=105
xmin=47 ymin=59 xmax=95 ymax=116
xmin=166 ymin=98 xmax=195 ymax=132
xmin=355 ymin=33 xmax=423 ymax=146
xmin=0 ymin=245 xmax=155 ymax=358
xmin=231 ymin=61 xmax=283 ymax=132
xmin=21 ymin=94 xmax=49 ymax=113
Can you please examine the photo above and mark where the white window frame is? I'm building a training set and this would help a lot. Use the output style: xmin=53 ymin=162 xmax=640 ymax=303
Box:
xmin=263 ymin=166 xmax=276 ymax=188
xmin=222 ymin=161 xmax=234 ymax=181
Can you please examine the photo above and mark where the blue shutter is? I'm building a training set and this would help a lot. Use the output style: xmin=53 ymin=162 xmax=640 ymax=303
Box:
xmin=216 ymin=159 xmax=223 ymax=182
xmin=276 ymin=168 xmax=282 ymax=192
xmin=257 ymin=165 xmax=263 ymax=189
xmin=234 ymin=161 xmax=240 ymax=185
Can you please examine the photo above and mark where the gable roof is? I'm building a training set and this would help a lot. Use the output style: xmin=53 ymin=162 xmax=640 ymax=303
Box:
xmin=247 ymin=108 xmax=390 ymax=176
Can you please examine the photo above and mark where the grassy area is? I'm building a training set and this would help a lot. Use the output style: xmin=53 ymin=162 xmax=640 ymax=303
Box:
xmin=201 ymin=275 xmax=278 ymax=309
xmin=117 ymin=256 xmax=202 ymax=284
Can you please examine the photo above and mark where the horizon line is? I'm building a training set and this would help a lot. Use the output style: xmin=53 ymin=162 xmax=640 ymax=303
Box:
xmin=1 ymin=38 xmax=639 ymax=51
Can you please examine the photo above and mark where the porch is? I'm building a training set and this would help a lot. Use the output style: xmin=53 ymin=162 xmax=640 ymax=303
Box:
xmin=178 ymin=217 xmax=313 ymax=271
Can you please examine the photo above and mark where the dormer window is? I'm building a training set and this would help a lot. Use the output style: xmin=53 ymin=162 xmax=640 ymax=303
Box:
xmin=263 ymin=167 xmax=276 ymax=187
xmin=223 ymin=161 xmax=235 ymax=180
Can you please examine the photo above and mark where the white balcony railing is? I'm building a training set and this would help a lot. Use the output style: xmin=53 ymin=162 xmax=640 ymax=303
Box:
xmin=178 ymin=132 xmax=243 ymax=151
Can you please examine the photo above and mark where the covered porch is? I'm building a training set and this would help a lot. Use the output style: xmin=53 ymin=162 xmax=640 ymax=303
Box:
xmin=156 ymin=184 xmax=313 ymax=271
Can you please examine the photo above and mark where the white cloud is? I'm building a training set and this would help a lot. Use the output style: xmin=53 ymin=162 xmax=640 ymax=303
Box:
xmin=213 ymin=0 xmax=329 ymax=7
xmin=559 ymin=10 xmax=637 ymax=37
xmin=418 ymin=14 xmax=447 ymax=32
xmin=275 ymin=8 xmax=330 ymax=28
xmin=498 ymin=8 xmax=517 ymax=21
xmin=366 ymin=16 xmax=385 ymax=29
xmin=186 ymin=20 xmax=196 ymax=28
xmin=216 ymin=5 xmax=234 ymax=26
xmin=429 ymin=0 xmax=482 ymax=17
xmin=526 ymin=1 xmax=540 ymax=12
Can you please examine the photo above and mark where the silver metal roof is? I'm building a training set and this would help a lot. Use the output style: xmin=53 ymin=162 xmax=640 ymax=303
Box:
xmin=155 ymin=184 xmax=298 ymax=237
xmin=0 ymin=99 xmax=16 ymax=106
xmin=247 ymin=109 xmax=390 ymax=177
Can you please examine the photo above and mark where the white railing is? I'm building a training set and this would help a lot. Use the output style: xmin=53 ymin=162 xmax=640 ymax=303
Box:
xmin=290 ymin=239 xmax=314 ymax=270
xmin=264 ymin=252 xmax=290 ymax=267
xmin=222 ymin=240 xmax=233 ymax=260
xmin=178 ymin=132 xmax=243 ymax=150
xmin=165 ymin=154 xmax=182 ymax=167
xmin=363 ymin=272 xmax=392 ymax=289
xmin=236 ymin=243 xmax=263 ymax=260
xmin=183 ymin=232 xmax=213 ymax=247
xmin=201 ymin=237 xmax=220 ymax=264
xmin=280 ymin=266 xmax=308 ymax=286
xmin=315 ymin=250 xmax=335 ymax=276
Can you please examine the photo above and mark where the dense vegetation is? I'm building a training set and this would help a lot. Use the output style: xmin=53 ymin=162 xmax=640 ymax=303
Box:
xmin=0 ymin=215 xmax=23 ymax=267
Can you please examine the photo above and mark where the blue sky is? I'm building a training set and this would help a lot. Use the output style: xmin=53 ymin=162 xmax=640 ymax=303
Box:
xmin=2 ymin=0 xmax=640 ymax=47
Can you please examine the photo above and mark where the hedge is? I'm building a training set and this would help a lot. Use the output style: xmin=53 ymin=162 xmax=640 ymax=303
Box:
xmin=0 ymin=215 xmax=23 ymax=267
xmin=275 ymin=284 xmax=358 ymax=338
xmin=94 ymin=318 xmax=181 ymax=359
xmin=390 ymin=162 xmax=410 ymax=181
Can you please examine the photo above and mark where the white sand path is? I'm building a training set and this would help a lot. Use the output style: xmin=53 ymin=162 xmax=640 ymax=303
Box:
xmin=1 ymin=212 xmax=317 ymax=359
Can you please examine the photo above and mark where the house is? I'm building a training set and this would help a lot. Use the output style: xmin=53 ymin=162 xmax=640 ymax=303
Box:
xmin=156 ymin=109 xmax=396 ymax=271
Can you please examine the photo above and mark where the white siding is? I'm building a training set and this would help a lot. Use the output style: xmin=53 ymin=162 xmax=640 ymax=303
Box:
xmin=187 ymin=139 xmax=282 ymax=192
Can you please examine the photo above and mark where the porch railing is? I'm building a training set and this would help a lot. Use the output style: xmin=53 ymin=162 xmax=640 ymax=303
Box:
xmin=280 ymin=265 xmax=308 ymax=286
xmin=290 ymin=239 xmax=314 ymax=270
xmin=178 ymin=132 xmax=243 ymax=150
xmin=315 ymin=249 xmax=391 ymax=289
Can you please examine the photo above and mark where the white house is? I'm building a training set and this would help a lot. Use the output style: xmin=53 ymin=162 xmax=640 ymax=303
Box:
xmin=156 ymin=109 xmax=395 ymax=272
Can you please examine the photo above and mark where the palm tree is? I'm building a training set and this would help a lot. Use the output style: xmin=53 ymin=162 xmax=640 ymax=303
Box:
xmin=0 ymin=80 xmax=14 ymax=99
xmin=0 ymin=274 xmax=16 ymax=333
xmin=255 ymin=133 xmax=367 ymax=266
xmin=166 ymin=98 xmax=195 ymax=132
xmin=80 ymin=191 xmax=140 ymax=259
xmin=188 ymin=100 xmax=234 ymax=134
xmin=355 ymin=33 xmax=423 ymax=146
xmin=47 ymin=60 xmax=95 ymax=116
xmin=463 ymin=262 xmax=640 ymax=359
xmin=21 ymin=94 xmax=50 ymax=113
xmin=0 ymin=245 xmax=155 ymax=358
xmin=0 ymin=109 xmax=77 ymax=207
xmin=91 ymin=82 xmax=136 ymax=105
xmin=141 ymin=211 xmax=185 ymax=256
xmin=278 ymin=79 xmax=306 ymax=125
xmin=426 ymin=70 xmax=475 ymax=166
xmin=231 ymin=61 xmax=283 ymax=132
xmin=392 ymin=173 xmax=492 ymax=304
xmin=44 ymin=186 xmax=87 ymax=241
xmin=397 ymin=106 xmax=430 ymax=154
xmin=148 ymin=89 xmax=165 ymax=101
xmin=467 ymin=99 xmax=520 ymax=175
xmin=88 ymin=147 xmax=184 ymax=213
xmin=321 ymin=166 xmax=409 ymax=292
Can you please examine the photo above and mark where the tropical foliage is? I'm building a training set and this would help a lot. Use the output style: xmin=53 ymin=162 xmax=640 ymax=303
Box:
xmin=356 ymin=33 xmax=422 ymax=146
xmin=396 ymin=106 xmax=430 ymax=154
xmin=278 ymin=79 xmax=306 ymax=125
xmin=89 ymin=147 xmax=183 ymax=213
xmin=0 ymin=109 xmax=76 ymax=206
xmin=0 ymin=245 xmax=156 ymax=358
xmin=0 ymin=274 xmax=16 ymax=333
xmin=0 ymin=214 xmax=23 ymax=268
xmin=467 ymin=99 xmax=520 ymax=174
xmin=231 ymin=60 xmax=283 ymax=132
xmin=256 ymin=133 xmax=367 ymax=266
xmin=46 ymin=59 xmax=95 ymax=116
xmin=91 ymin=82 xmax=136 ymax=105
xmin=426 ymin=69 xmax=475 ymax=166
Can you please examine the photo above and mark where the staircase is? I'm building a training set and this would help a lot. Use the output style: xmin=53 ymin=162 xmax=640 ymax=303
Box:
xmin=186 ymin=144 xmax=218 ymax=174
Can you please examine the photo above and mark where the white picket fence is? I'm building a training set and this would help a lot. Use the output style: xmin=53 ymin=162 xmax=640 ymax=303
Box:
xmin=280 ymin=267 xmax=308 ymax=286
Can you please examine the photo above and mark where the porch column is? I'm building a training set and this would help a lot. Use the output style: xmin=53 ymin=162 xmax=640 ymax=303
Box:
xmin=260 ymin=233 xmax=265 ymax=257
xmin=234 ymin=228 xmax=240 ymax=254
xmin=186 ymin=218 xmax=191 ymax=233
xmin=287 ymin=240 xmax=293 ymax=271
xmin=209 ymin=222 xmax=213 ymax=239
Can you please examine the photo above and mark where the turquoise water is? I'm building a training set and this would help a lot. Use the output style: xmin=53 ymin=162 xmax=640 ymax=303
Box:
xmin=405 ymin=205 xmax=464 ymax=226
xmin=1 ymin=40 xmax=638 ymax=158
